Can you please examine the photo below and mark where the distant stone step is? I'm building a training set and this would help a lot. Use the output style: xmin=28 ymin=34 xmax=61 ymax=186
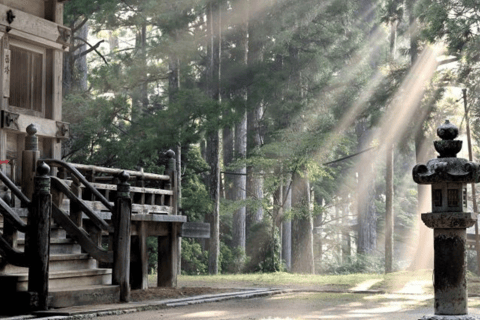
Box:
xmin=0 ymin=268 xmax=112 ymax=291
xmin=3 ymin=253 xmax=96 ymax=274
xmin=16 ymin=238 xmax=81 ymax=254
xmin=15 ymin=223 xmax=67 ymax=240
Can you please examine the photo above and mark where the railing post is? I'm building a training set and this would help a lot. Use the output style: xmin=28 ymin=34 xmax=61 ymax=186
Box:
xmin=26 ymin=162 xmax=51 ymax=310
xmin=22 ymin=124 xmax=40 ymax=202
xmin=70 ymin=175 xmax=83 ymax=227
xmin=165 ymin=149 xmax=177 ymax=215
xmin=112 ymin=171 xmax=131 ymax=302
xmin=131 ymin=168 xmax=148 ymax=290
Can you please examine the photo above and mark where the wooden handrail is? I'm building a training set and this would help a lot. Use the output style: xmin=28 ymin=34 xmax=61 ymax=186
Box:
xmin=67 ymin=163 xmax=170 ymax=181
xmin=0 ymin=197 xmax=27 ymax=232
xmin=52 ymin=204 xmax=113 ymax=263
xmin=0 ymin=233 xmax=28 ymax=267
xmin=50 ymin=177 xmax=113 ymax=233
xmin=0 ymin=170 xmax=31 ymax=206
xmin=42 ymin=159 xmax=113 ymax=211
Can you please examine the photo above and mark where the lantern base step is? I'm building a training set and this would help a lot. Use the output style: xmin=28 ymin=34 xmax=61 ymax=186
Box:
xmin=419 ymin=315 xmax=479 ymax=320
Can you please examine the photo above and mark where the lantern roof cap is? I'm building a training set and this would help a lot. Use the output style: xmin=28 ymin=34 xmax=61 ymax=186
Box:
xmin=413 ymin=120 xmax=480 ymax=184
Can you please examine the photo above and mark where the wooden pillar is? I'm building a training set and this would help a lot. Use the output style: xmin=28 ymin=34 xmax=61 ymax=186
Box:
xmin=165 ymin=149 xmax=181 ymax=274
xmin=165 ymin=150 xmax=177 ymax=213
xmin=69 ymin=175 xmax=83 ymax=227
xmin=22 ymin=124 xmax=40 ymax=201
xmin=157 ymin=222 xmax=179 ymax=287
xmin=130 ymin=221 xmax=148 ymax=290
xmin=131 ymin=169 xmax=148 ymax=288
xmin=112 ymin=171 xmax=131 ymax=302
xmin=26 ymin=162 xmax=51 ymax=310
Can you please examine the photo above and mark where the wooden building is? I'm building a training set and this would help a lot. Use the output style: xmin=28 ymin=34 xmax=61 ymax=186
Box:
xmin=0 ymin=1 xmax=207 ymax=313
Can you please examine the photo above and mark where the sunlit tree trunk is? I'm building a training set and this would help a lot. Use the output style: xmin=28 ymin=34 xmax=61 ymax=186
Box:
xmin=356 ymin=121 xmax=377 ymax=254
xmin=282 ymin=176 xmax=292 ymax=271
xmin=168 ymin=27 xmax=182 ymax=273
xmin=76 ymin=21 xmax=88 ymax=91
xmin=206 ymin=0 xmax=221 ymax=274
xmin=232 ymin=0 xmax=248 ymax=251
xmin=291 ymin=171 xmax=314 ymax=274
xmin=313 ymin=194 xmax=323 ymax=272
xmin=223 ymin=115 xmax=234 ymax=200
xmin=342 ymin=200 xmax=351 ymax=263
xmin=246 ymin=12 xmax=264 ymax=242
xmin=385 ymin=18 xmax=396 ymax=274
xmin=385 ymin=145 xmax=394 ymax=273
xmin=407 ymin=0 xmax=433 ymax=270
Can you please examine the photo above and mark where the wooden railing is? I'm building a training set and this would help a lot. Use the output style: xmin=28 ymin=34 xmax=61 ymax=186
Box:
xmin=0 ymin=124 xmax=179 ymax=309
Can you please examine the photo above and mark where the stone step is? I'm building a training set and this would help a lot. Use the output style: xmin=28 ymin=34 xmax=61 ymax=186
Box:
xmin=3 ymin=253 xmax=96 ymax=273
xmin=47 ymin=284 xmax=120 ymax=308
xmin=15 ymin=224 xmax=67 ymax=240
xmin=0 ymin=268 xmax=112 ymax=291
xmin=16 ymin=238 xmax=81 ymax=254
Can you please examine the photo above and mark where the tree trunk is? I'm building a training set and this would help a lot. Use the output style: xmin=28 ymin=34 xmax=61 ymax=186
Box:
xmin=406 ymin=0 xmax=433 ymax=270
xmin=282 ymin=176 xmax=292 ymax=271
xmin=342 ymin=200 xmax=351 ymax=264
xmin=291 ymin=171 xmax=314 ymax=274
xmin=223 ymin=113 xmax=234 ymax=200
xmin=206 ymin=0 xmax=221 ymax=274
xmin=232 ymin=0 xmax=248 ymax=251
xmin=76 ymin=21 xmax=88 ymax=91
xmin=389 ymin=21 xmax=397 ymax=61
xmin=313 ymin=194 xmax=323 ymax=272
xmin=406 ymin=0 xmax=418 ymax=64
xmin=356 ymin=121 xmax=377 ymax=254
xmin=408 ymin=130 xmax=434 ymax=270
xmin=232 ymin=115 xmax=247 ymax=250
xmin=385 ymin=145 xmax=394 ymax=273
xmin=246 ymin=12 xmax=264 ymax=241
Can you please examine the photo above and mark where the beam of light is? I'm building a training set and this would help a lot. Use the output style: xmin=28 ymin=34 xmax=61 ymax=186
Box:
xmin=306 ymin=43 xmax=443 ymax=270
xmin=280 ymin=24 xmax=388 ymax=150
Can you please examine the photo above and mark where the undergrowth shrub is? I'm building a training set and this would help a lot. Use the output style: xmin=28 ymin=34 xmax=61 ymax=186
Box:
xmin=181 ymin=238 xmax=208 ymax=275
xmin=220 ymin=243 xmax=247 ymax=274
xmin=323 ymin=253 xmax=399 ymax=274
xmin=245 ymin=222 xmax=284 ymax=273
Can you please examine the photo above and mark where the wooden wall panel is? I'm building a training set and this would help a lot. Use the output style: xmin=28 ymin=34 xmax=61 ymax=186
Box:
xmin=2 ymin=0 xmax=44 ymax=18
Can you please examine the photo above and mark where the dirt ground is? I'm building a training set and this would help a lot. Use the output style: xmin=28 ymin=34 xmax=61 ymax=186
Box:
xmin=130 ymin=286 xmax=233 ymax=302
xmin=100 ymin=277 xmax=480 ymax=320
xmin=103 ymin=291 xmax=480 ymax=320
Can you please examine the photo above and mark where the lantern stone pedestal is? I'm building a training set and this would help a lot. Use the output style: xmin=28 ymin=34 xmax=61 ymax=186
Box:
xmin=413 ymin=120 xmax=480 ymax=319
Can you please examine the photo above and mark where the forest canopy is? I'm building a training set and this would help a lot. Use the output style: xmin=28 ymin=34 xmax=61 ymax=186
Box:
xmin=62 ymin=0 xmax=478 ymax=275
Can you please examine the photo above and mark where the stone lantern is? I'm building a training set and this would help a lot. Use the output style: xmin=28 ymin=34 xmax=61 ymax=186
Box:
xmin=413 ymin=120 xmax=480 ymax=319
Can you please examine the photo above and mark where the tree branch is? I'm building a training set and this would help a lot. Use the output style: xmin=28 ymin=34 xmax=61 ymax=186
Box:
xmin=73 ymin=16 xmax=89 ymax=34
xmin=73 ymin=38 xmax=109 ymax=65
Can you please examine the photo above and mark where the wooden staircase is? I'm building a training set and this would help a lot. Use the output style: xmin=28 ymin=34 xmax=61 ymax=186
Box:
xmin=0 ymin=213 xmax=120 ymax=311
xmin=0 ymin=150 xmax=189 ymax=314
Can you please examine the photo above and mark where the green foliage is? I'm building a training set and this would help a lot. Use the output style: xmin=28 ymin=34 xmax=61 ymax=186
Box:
xmin=181 ymin=147 xmax=211 ymax=222
xmin=220 ymin=243 xmax=247 ymax=274
xmin=467 ymin=250 xmax=479 ymax=275
xmin=245 ymin=222 xmax=284 ymax=273
xmin=147 ymin=237 xmax=158 ymax=274
xmin=62 ymin=0 xmax=445 ymax=277
xmin=181 ymin=239 xmax=208 ymax=275
xmin=323 ymin=253 xmax=399 ymax=274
